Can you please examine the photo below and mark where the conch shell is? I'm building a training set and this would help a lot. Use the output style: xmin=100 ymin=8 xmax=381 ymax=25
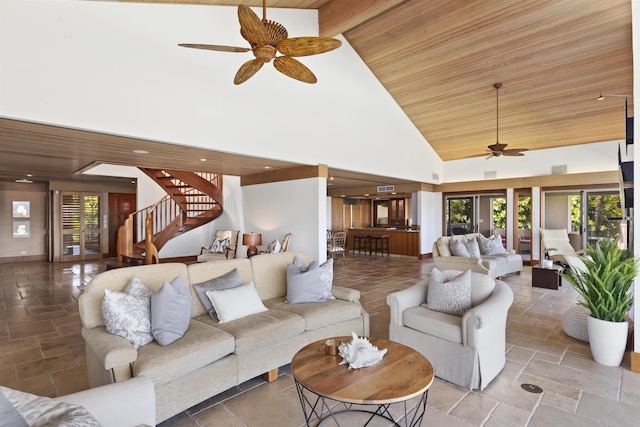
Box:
xmin=338 ymin=332 xmax=387 ymax=369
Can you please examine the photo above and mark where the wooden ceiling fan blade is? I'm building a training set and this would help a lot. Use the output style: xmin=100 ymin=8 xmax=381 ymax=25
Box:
xmin=238 ymin=5 xmax=267 ymax=46
xmin=179 ymin=44 xmax=250 ymax=53
xmin=277 ymin=37 xmax=342 ymax=57
xmin=503 ymin=149 xmax=528 ymax=156
xmin=234 ymin=59 xmax=264 ymax=85
xmin=273 ymin=56 xmax=317 ymax=84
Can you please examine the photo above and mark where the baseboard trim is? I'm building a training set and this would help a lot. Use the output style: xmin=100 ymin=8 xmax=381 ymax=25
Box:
xmin=631 ymin=351 xmax=640 ymax=373
xmin=0 ymin=254 xmax=47 ymax=264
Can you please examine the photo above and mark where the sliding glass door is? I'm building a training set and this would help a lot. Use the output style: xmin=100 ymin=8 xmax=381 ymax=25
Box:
xmin=445 ymin=193 xmax=507 ymax=238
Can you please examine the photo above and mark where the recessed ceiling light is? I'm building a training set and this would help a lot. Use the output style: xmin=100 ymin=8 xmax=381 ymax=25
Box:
xmin=26 ymin=174 xmax=33 ymax=177
xmin=264 ymin=166 xmax=271 ymax=169
xmin=200 ymin=158 xmax=207 ymax=162
xmin=132 ymin=149 xmax=149 ymax=154
xmin=15 ymin=179 xmax=33 ymax=184
xmin=364 ymin=193 xmax=369 ymax=197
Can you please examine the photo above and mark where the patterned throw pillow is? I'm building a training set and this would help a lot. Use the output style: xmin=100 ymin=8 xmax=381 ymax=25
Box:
xmin=266 ymin=239 xmax=282 ymax=253
xmin=478 ymin=233 xmax=507 ymax=255
xmin=423 ymin=269 xmax=472 ymax=316
xmin=294 ymin=256 xmax=335 ymax=300
xmin=449 ymin=239 xmax=471 ymax=257
xmin=462 ymin=237 xmax=481 ymax=257
xmin=102 ymin=276 xmax=153 ymax=349
xmin=211 ymin=237 xmax=230 ymax=254
xmin=0 ymin=386 xmax=101 ymax=427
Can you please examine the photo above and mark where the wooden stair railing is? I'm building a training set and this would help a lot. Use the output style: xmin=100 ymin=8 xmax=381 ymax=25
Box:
xmin=117 ymin=170 xmax=223 ymax=265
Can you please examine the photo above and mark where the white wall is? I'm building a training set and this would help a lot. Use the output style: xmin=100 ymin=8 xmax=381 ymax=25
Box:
xmin=0 ymin=0 xmax=442 ymax=186
xmin=242 ymin=177 xmax=327 ymax=261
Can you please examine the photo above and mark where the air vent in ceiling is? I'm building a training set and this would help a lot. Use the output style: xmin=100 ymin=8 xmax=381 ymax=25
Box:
xmin=377 ymin=185 xmax=395 ymax=192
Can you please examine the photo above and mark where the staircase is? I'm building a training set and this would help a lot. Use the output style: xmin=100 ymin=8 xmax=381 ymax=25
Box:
xmin=117 ymin=169 xmax=223 ymax=265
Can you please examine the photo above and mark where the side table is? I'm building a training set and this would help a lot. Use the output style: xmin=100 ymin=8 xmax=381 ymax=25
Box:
xmin=532 ymin=265 xmax=562 ymax=290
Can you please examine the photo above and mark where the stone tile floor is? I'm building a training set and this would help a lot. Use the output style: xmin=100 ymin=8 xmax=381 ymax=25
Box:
xmin=1 ymin=255 xmax=638 ymax=426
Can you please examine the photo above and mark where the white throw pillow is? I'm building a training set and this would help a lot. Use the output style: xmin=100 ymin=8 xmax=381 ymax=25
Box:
xmin=206 ymin=282 xmax=267 ymax=323
xmin=101 ymin=276 xmax=153 ymax=349
xmin=423 ymin=269 xmax=472 ymax=316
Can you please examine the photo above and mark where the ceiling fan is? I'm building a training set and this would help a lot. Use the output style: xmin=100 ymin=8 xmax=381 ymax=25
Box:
xmin=485 ymin=83 xmax=528 ymax=158
xmin=178 ymin=1 xmax=342 ymax=85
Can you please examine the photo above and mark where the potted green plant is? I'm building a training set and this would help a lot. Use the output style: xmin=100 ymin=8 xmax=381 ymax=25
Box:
xmin=561 ymin=238 xmax=639 ymax=366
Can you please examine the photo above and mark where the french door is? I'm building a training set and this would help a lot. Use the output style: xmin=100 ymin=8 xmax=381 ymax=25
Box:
xmin=60 ymin=192 xmax=102 ymax=261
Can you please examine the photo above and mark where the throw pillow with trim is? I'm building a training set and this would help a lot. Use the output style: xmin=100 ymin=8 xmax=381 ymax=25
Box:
xmin=102 ymin=276 xmax=153 ymax=349
xmin=151 ymin=275 xmax=192 ymax=346
xmin=205 ymin=281 xmax=267 ymax=323
xmin=449 ymin=239 xmax=471 ymax=257
xmin=423 ymin=269 xmax=472 ymax=316
xmin=193 ymin=268 xmax=244 ymax=320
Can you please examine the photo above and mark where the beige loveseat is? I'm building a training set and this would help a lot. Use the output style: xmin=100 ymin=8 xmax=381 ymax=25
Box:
xmin=433 ymin=233 xmax=523 ymax=278
xmin=78 ymin=252 xmax=369 ymax=424
xmin=387 ymin=270 xmax=513 ymax=390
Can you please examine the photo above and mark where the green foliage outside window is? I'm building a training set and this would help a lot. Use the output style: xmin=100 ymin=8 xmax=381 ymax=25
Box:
xmin=588 ymin=194 xmax=621 ymax=239
xmin=447 ymin=198 xmax=472 ymax=224
xmin=493 ymin=198 xmax=506 ymax=229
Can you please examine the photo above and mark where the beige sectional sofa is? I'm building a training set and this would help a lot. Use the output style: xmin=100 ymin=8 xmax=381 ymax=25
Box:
xmin=78 ymin=252 xmax=369 ymax=424
xmin=432 ymin=233 xmax=523 ymax=279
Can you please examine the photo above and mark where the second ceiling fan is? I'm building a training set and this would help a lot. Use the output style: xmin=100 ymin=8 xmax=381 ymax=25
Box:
xmin=485 ymin=83 xmax=528 ymax=158
xmin=179 ymin=1 xmax=341 ymax=84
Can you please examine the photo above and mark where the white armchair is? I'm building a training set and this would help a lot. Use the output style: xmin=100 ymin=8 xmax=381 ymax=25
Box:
xmin=387 ymin=270 xmax=513 ymax=390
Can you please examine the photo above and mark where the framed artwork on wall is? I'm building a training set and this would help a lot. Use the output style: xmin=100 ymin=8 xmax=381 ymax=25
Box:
xmin=13 ymin=221 xmax=30 ymax=238
xmin=12 ymin=201 xmax=30 ymax=218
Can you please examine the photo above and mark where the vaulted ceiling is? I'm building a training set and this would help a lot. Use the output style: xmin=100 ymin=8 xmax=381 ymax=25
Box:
xmin=0 ymin=0 xmax=633 ymax=192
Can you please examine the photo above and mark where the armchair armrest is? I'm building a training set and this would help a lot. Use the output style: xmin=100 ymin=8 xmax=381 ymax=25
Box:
xmin=332 ymin=286 xmax=360 ymax=302
xmin=200 ymin=245 xmax=212 ymax=255
xmin=55 ymin=376 xmax=155 ymax=427
xmin=386 ymin=279 xmax=429 ymax=327
xmin=81 ymin=327 xmax=138 ymax=370
xmin=462 ymin=281 xmax=513 ymax=347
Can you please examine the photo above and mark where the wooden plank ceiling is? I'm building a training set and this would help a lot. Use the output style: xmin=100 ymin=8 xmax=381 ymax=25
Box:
xmin=0 ymin=0 xmax=633 ymax=193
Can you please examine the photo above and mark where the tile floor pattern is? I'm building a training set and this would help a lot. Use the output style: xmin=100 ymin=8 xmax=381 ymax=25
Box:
xmin=1 ymin=256 xmax=639 ymax=426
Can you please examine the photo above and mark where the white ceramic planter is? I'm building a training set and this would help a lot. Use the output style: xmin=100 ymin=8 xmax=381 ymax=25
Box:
xmin=587 ymin=315 xmax=628 ymax=366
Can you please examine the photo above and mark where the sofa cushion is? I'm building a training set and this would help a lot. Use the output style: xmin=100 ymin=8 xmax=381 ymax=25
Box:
xmin=206 ymin=282 xmax=268 ymax=323
xmin=424 ymin=269 xmax=472 ymax=316
xmin=193 ymin=268 xmax=244 ymax=320
xmin=134 ymin=319 xmax=235 ymax=386
xmin=101 ymin=277 xmax=153 ymax=349
xmin=286 ymin=261 xmax=325 ymax=304
xmin=264 ymin=297 xmax=362 ymax=331
xmin=198 ymin=309 xmax=305 ymax=354
xmin=151 ymin=275 xmax=192 ymax=346
xmin=449 ymin=239 xmax=471 ymax=257
xmin=403 ymin=306 xmax=463 ymax=344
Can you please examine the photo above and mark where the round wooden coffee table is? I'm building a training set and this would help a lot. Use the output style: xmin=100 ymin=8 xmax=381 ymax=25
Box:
xmin=291 ymin=336 xmax=434 ymax=426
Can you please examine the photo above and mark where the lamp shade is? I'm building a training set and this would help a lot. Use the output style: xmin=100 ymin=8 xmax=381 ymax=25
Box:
xmin=243 ymin=233 xmax=262 ymax=247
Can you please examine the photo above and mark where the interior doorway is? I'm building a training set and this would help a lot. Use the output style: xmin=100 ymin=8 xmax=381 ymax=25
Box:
xmin=108 ymin=193 xmax=137 ymax=257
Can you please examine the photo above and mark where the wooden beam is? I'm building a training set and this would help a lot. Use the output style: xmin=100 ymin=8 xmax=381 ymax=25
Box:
xmin=318 ymin=0 xmax=405 ymax=37
xmin=241 ymin=164 xmax=328 ymax=186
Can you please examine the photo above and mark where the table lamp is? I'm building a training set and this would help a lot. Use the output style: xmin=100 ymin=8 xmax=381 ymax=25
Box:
xmin=243 ymin=232 xmax=262 ymax=258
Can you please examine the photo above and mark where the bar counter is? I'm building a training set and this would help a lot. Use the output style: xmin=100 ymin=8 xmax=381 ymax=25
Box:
xmin=346 ymin=228 xmax=420 ymax=257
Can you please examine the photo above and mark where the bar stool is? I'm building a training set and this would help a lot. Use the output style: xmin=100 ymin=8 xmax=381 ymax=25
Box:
xmin=352 ymin=234 xmax=370 ymax=255
xmin=370 ymin=235 xmax=389 ymax=257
